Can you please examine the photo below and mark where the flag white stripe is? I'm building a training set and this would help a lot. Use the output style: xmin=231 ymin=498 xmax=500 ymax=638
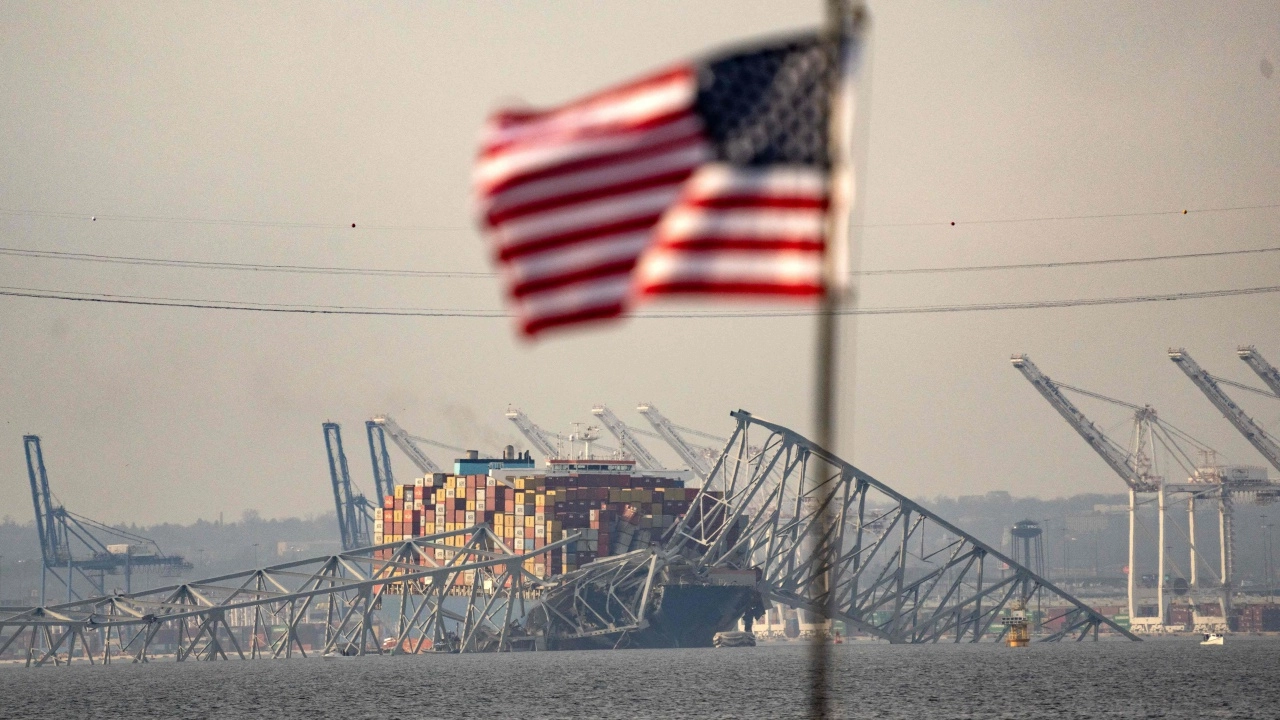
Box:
xmin=681 ymin=163 xmax=827 ymax=199
xmin=481 ymin=72 xmax=695 ymax=149
xmin=476 ymin=114 xmax=701 ymax=192
xmin=508 ymin=232 xmax=652 ymax=285
xmin=659 ymin=207 xmax=827 ymax=241
xmin=496 ymin=184 xmax=683 ymax=252
xmin=517 ymin=275 xmax=634 ymax=319
xmin=482 ymin=141 xmax=709 ymax=221
xmin=633 ymin=165 xmax=830 ymax=297
xmin=636 ymin=251 xmax=823 ymax=286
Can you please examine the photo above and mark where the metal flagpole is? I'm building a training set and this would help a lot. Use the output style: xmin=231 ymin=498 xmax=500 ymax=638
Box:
xmin=811 ymin=2 xmax=866 ymax=717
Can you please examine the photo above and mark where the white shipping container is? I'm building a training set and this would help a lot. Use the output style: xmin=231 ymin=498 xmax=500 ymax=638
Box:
xmin=515 ymin=505 xmax=525 ymax=516
xmin=465 ymin=511 xmax=476 ymax=524
xmin=535 ymin=525 xmax=546 ymax=539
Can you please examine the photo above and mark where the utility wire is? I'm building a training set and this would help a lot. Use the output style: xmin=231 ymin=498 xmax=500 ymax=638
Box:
xmin=3 ymin=199 xmax=1277 ymax=232
xmin=1 ymin=283 xmax=1276 ymax=319
xmin=2 ymin=244 xmax=1275 ymax=280
xmin=0 ymin=208 xmax=455 ymax=232
xmin=860 ymin=202 xmax=1280 ymax=228
xmin=857 ymin=246 xmax=1280 ymax=276
xmin=0 ymin=246 xmax=492 ymax=278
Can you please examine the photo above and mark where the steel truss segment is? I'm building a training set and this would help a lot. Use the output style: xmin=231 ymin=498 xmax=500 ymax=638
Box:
xmin=1 ymin=526 xmax=579 ymax=665
xmin=666 ymin=411 xmax=1139 ymax=643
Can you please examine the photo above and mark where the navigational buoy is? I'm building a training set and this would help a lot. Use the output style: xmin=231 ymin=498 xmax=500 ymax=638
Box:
xmin=1002 ymin=599 xmax=1030 ymax=648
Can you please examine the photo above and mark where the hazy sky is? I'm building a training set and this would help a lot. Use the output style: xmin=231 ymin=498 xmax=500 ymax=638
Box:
xmin=1 ymin=1 xmax=1277 ymax=526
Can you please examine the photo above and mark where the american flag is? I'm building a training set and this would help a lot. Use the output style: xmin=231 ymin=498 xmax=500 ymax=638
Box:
xmin=475 ymin=34 xmax=847 ymax=337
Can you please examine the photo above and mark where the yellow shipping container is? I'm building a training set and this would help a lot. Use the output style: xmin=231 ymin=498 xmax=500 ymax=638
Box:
xmin=535 ymin=493 xmax=545 ymax=507
xmin=525 ymin=515 xmax=535 ymax=528
xmin=466 ymin=499 xmax=475 ymax=512
xmin=393 ymin=509 xmax=403 ymax=523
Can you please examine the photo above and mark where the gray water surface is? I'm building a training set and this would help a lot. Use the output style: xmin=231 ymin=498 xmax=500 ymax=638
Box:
xmin=2 ymin=637 xmax=1277 ymax=719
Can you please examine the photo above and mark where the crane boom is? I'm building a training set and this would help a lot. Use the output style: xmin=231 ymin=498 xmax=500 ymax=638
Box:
xmin=25 ymin=435 xmax=67 ymax=567
xmin=1238 ymin=346 xmax=1280 ymax=398
xmin=370 ymin=415 xmax=443 ymax=474
xmin=365 ymin=421 xmax=394 ymax=502
xmin=324 ymin=423 xmax=371 ymax=551
xmin=22 ymin=434 xmax=189 ymax=601
xmin=1169 ymin=348 xmax=1280 ymax=473
xmin=636 ymin=403 xmax=714 ymax=480
xmin=504 ymin=408 xmax=560 ymax=459
xmin=591 ymin=405 xmax=662 ymax=470
xmin=1010 ymin=355 xmax=1159 ymax=491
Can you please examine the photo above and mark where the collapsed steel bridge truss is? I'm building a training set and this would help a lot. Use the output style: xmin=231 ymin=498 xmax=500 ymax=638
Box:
xmin=0 ymin=526 xmax=574 ymax=666
xmin=662 ymin=411 xmax=1140 ymax=643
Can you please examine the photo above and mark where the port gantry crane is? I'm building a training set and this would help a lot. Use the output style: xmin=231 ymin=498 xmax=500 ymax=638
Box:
xmin=590 ymin=405 xmax=663 ymax=470
xmin=504 ymin=408 xmax=560 ymax=459
xmin=1011 ymin=355 xmax=1235 ymax=631
xmin=323 ymin=423 xmax=374 ymax=552
xmin=1238 ymin=346 xmax=1280 ymax=398
xmin=504 ymin=407 xmax=619 ymax=460
xmin=1169 ymin=348 xmax=1280 ymax=475
xmin=635 ymin=403 xmax=722 ymax=481
xmin=368 ymin=415 xmax=444 ymax=474
xmin=24 ymin=435 xmax=190 ymax=605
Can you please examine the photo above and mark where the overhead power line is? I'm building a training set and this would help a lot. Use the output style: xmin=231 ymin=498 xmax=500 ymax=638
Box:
xmin=860 ymin=202 xmax=1280 ymax=228
xmin=1 ymin=283 xmax=1276 ymax=319
xmin=856 ymin=246 xmax=1280 ymax=276
xmin=0 ymin=208 xmax=460 ymax=232
xmin=3 ymin=199 xmax=1277 ymax=232
xmin=2 ymin=244 xmax=1275 ymax=280
xmin=0 ymin=246 xmax=492 ymax=278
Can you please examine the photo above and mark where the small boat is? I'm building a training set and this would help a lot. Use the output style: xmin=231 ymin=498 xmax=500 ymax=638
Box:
xmin=1200 ymin=633 xmax=1224 ymax=645
xmin=713 ymin=631 xmax=757 ymax=648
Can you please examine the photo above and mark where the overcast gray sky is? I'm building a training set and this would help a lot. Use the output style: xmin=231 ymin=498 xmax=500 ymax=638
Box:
xmin=1 ymin=1 xmax=1277 ymax=525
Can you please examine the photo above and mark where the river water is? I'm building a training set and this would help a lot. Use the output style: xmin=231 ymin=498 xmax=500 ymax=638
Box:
xmin=2 ymin=636 xmax=1278 ymax=719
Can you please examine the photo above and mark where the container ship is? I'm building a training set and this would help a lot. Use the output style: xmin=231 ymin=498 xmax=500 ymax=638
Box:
xmin=372 ymin=450 xmax=760 ymax=648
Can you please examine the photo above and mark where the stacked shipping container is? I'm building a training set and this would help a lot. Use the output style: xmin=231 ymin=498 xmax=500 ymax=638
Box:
xmin=373 ymin=466 xmax=712 ymax=585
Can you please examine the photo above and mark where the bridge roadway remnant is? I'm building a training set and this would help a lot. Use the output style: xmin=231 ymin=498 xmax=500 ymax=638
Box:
xmin=535 ymin=410 xmax=1138 ymax=645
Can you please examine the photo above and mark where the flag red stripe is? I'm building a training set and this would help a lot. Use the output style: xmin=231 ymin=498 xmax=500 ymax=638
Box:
xmin=682 ymin=195 xmax=829 ymax=211
xmin=479 ymin=115 xmax=702 ymax=198
xmin=511 ymin=258 xmax=638 ymax=298
xmin=522 ymin=302 xmax=625 ymax=336
xmin=486 ymin=167 xmax=696 ymax=226
xmin=637 ymin=280 xmax=823 ymax=296
xmin=483 ymin=67 xmax=693 ymax=143
xmin=653 ymin=238 xmax=825 ymax=253
xmin=496 ymin=212 xmax=665 ymax=263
